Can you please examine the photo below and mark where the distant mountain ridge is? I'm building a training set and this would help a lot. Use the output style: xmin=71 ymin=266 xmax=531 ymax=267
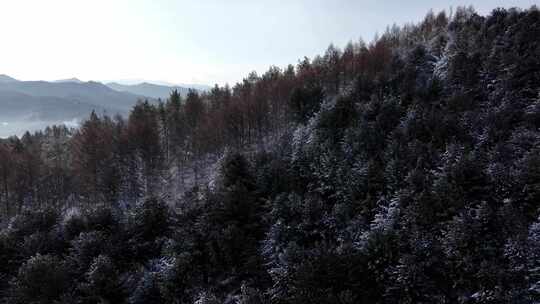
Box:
xmin=102 ymin=78 xmax=212 ymax=91
xmin=0 ymin=75 xmax=148 ymax=137
xmin=0 ymin=74 xmax=211 ymax=137
xmin=0 ymin=74 xmax=18 ymax=83
xmin=0 ymin=79 xmax=143 ymax=112
xmin=105 ymin=82 xmax=193 ymax=99
xmin=54 ymin=77 xmax=84 ymax=83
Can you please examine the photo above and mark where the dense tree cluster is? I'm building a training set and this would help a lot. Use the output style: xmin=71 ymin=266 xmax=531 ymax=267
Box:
xmin=1 ymin=6 xmax=540 ymax=303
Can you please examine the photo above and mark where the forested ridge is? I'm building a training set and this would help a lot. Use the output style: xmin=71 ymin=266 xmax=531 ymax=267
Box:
xmin=1 ymin=6 xmax=540 ymax=303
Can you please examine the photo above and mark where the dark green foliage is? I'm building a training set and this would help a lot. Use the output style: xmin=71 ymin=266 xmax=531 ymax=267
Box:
xmin=9 ymin=208 xmax=59 ymax=238
xmin=127 ymin=198 xmax=171 ymax=262
xmin=68 ymin=231 xmax=110 ymax=274
xmin=182 ymin=152 xmax=268 ymax=290
xmin=129 ymin=270 xmax=166 ymax=304
xmin=130 ymin=198 xmax=171 ymax=241
xmin=84 ymin=207 xmax=122 ymax=235
xmin=8 ymin=254 xmax=71 ymax=304
xmin=289 ymin=86 xmax=325 ymax=123
xmin=80 ymin=255 xmax=125 ymax=303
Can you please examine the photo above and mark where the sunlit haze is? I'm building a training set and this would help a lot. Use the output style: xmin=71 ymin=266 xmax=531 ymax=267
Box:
xmin=0 ymin=0 xmax=536 ymax=86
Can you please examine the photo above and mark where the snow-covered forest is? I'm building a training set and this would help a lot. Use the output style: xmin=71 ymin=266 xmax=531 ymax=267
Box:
xmin=1 ymin=6 xmax=540 ymax=303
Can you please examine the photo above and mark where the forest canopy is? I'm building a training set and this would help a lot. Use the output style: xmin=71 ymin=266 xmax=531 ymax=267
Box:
xmin=1 ymin=6 xmax=540 ymax=304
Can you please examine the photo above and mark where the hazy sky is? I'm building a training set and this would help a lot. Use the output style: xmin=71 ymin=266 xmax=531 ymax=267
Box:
xmin=0 ymin=0 xmax=537 ymax=86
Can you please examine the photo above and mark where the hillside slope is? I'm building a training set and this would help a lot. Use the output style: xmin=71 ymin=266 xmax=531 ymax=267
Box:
xmin=0 ymin=6 xmax=539 ymax=304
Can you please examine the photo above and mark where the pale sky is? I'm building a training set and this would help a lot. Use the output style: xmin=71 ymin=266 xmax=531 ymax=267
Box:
xmin=0 ymin=0 xmax=537 ymax=86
